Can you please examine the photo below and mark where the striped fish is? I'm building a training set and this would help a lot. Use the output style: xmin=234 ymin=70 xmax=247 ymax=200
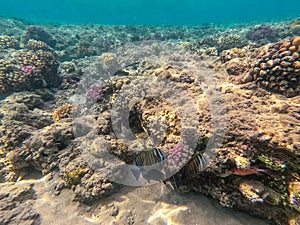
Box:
xmin=164 ymin=153 xmax=208 ymax=190
xmin=134 ymin=148 xmax=167 ymax=167
xmin=183 ymin=153 xmax=208 ymax=178
xmin=131 ymin=148 xmax=167 ymax=181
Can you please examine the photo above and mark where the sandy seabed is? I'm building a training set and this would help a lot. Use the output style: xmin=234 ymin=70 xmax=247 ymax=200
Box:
xmin=20 ymin=175 xmax=270 ymax=225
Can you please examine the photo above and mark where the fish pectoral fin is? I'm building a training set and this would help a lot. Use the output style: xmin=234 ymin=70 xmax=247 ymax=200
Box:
xmin=130 ymin=168 xmax=142 ymax=181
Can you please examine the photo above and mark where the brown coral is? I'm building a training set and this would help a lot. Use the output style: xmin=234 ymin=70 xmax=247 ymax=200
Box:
xmin=250 ymin=37 xmax=300 ymax=97
xmin=0 ymin=35 xmax=19 ymax=49
xmin=220 ymin=48 xmax=247 ymax=63
xmin=25 ymin=39 xmax=55 ymax=53
xmin=53 ymin=104 xmax=73 ymax=121
xmin=0 ymin=45 xmax=59 ymax=92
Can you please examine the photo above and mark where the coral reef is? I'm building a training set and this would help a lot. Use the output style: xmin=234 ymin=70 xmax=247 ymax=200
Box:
xmin=0 ymin=16 xmax=299 ymax=225
xmin=189 ymin=34 xmax=249 ymax=54
xmin=291 ymin=18 xmax=300 ymax=35
xmin=0 ymin=92 xmax=53 ymax=181
xmin=0 ymin=183 xmax=40 ymax=225
xmin=25 ymin=39 xmax=55 ymax=52
xmin=249 ymin=37 xmax=300 ymax=97
xmin=0 ymin=40 xmax=60 ymax=93
xmin=86 ymin=83 xmax=103 ymax=102
xmin=0 ymin=35 xmax=19 ymax=49
xmin=217 ymin=35 xmax=249 ymax=52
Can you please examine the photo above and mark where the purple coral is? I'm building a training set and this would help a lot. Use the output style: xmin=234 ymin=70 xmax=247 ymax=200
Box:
xmin=86 ymin=83 xmax=103 ymax=102
xmin=21 ymin=65 xmax=34 ymax=75
xmin=168 ymin=144 xmax=184 ymax=167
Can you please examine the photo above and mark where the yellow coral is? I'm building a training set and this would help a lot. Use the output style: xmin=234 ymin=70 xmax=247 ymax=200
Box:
xmin=66 ymin=168 xmax=87 ymax=185
xmin=53 ymin=104 xmax=73 ymax=121
xmin=258 ymin=154 xmax=286 ymax=172
xmin=25 ymin=39 xmax=54 ymax=52
xmin=239 ymin=180 xmax=265 ymax=203
xmin=288 ymin=181 xmax=300 ymax=212
xmin=0 ymin=35 xmax=19 ymax=49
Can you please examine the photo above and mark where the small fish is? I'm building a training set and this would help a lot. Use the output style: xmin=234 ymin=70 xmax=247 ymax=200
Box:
xmin=223 ymin=167 xmax=269 ymax=177
xmin=163 ymin=153 xmax=208 ymax=190
xmin=130 ymin=168 xmax=167 ymax=182
xmin=163 ymin=173 xmax=184 ymax=191
xmin=131 ymin=148 xmax=167 ymax=181
xmin=183 ymin=153 xmax=208 ymax=178
xmin=134 ymin=148 xmax=167 ymax=167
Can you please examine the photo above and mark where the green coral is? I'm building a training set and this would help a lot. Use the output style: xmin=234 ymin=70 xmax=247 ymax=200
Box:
xmin=258 ymin=154 xmax=287 ymax=172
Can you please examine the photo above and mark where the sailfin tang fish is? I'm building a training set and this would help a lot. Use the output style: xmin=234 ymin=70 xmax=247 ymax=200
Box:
xmin=164 ymin=153 xmax=208 ymax=191
xmin=132 ymin=148 xmax=167 ymax=182
xmin=183 ymin=153 xmax=208 ymax=178
xmin=134 ymin=148 xmax=167 ymax=167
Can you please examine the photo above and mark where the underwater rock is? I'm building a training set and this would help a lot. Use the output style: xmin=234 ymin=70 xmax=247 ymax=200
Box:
xmin=0 ymin=92 xmax=53 ymax=180
xmin=21 ymin=120 xmax=74 ymax=173
xmin=0 ymin=183 xmax=40 ymax=225
xmin=246 ymin=25 xmax=277 ymax=42
xmin=225 ymin=58 xmax=248 ymax=76
xmin=291 ymin=18 xmax=300 ymax=35
xmin=23 ymin=25 xmax=56 ymax=48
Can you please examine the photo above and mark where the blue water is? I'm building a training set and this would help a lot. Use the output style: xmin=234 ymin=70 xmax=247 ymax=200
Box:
xmin=1 ymin=0 xmax=300 ymax=25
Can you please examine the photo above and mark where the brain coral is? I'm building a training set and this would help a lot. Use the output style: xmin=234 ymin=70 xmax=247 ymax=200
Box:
xmin=250 ymin=37 xmax=300 ymax=97
xmin=0 ymin=40 xmax=59 ymax=92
